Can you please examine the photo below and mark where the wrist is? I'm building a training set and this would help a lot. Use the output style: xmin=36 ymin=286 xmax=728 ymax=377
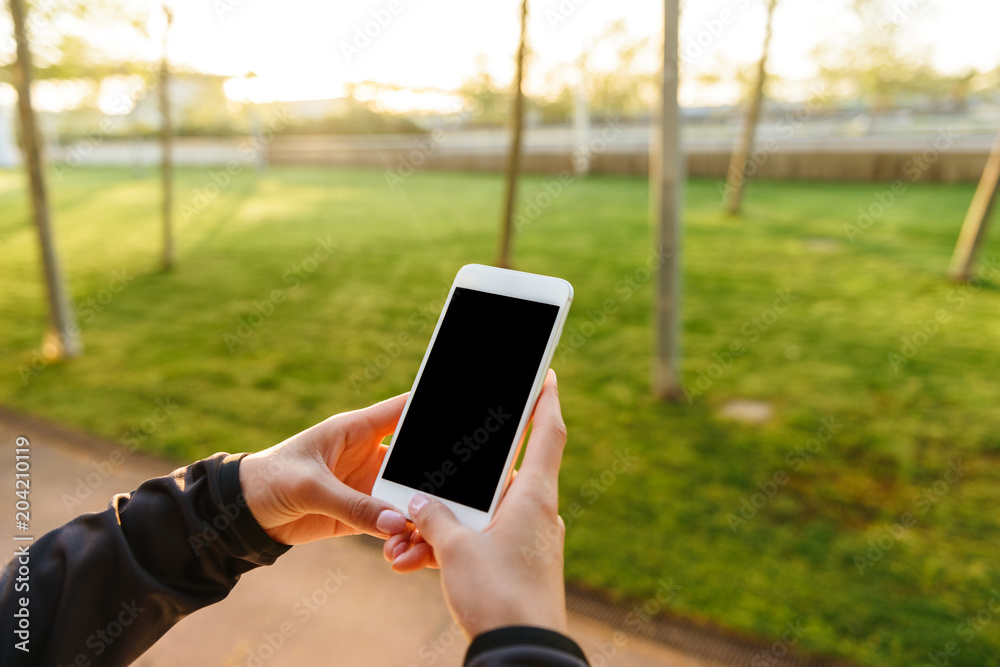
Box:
xmin=237 ymin=453 xmax=268 ymax=528
xmin=463 ymin=605 xmax=568 ymax=638
xmin=221 ymin=453 xmax=292 ymax=559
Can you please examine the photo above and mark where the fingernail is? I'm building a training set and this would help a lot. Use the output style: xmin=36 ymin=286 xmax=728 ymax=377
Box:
xmin=409 ymin=493 xmax=430 ymax=515
xmin=392 ymin=541 xmax=407 ymax=559
xmin=376 ymin=510 xmax=407 ymax=534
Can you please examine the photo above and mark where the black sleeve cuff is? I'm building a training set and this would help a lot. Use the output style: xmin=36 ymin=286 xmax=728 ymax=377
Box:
xmin=466 ymin=626 xmax=589 ymax=665
xmin=219 ymin=453 xmax=293 ymax=561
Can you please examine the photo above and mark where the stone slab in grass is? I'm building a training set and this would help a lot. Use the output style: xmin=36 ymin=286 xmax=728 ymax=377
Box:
xmin=718 ymin=399 xmax=773 ymax=424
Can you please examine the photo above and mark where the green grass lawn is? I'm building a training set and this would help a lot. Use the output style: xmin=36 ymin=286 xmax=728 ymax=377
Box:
xmin=2 ymin=165 xmax=999 ymax=665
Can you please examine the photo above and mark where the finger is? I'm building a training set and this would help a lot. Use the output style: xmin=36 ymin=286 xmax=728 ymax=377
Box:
xmin=497 ymin=468 xmax=518 ymax=505
xmin=409 ymin=494 xmax=465 ymax=548
xmin=339 ymin=393 xmax=408 ymax=441
xmin=384 ymin=527 xmax=438 ymax=569
xmin=309 ymin=477 xmax=407 ymax=537
xmin=383 ymin=523 xmax=422 ymax=559
xmin=406 ymin=530 xmax=439 ymax=569
xmin=518 ymin=370 xmax=568 ymax=486
xmin=351 ymin=444 xmax=391 ymax=497
xmin=384 ymin=529 xmax=412 ymax=562
xmin=391 ymin=542 xmax=433 ymax=573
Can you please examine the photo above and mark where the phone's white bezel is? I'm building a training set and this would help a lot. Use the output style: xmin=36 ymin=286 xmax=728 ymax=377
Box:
xmin=371 ymin=264 xmax=573 ymax=531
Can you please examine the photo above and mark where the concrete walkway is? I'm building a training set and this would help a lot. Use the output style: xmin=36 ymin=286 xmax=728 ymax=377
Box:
xmin=0 ymin=410 xmax=717 ymax=667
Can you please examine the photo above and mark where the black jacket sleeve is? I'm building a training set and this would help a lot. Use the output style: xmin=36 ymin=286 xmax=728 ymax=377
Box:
xmin=465 ymin=626 xmax=590 ymax=666
xmin=0 ymin=452 xmax=290 ymax=666
xmin=1 ymin=452 xmax=589 ymax=666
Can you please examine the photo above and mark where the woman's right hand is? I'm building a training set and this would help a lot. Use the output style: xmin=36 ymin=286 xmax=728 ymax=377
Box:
xmin=388 ymin=370 xmax=570 ymax=638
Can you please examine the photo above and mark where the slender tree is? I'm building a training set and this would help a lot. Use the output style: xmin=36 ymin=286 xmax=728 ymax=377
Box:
xmin=160 ymin=4 xmax=174 ymax=270
xmin=1 ymin=1 xmax=151 ymax=86
xmin=653 ymin=0 xmax=684 ymax=401
xmin=496 ymin=0 xmax=528 ymax=269
xmin=9 ymin=0 xmax=82 ymax=359
xmin=948 ymin=128 xmax=1000 ymax=281
xmin=724 ymin=0 xmax=778 ymax=215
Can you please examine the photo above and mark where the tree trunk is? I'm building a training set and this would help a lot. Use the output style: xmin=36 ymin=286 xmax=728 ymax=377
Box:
xmin=9 ymin=0 xmax=82 ymax=359
xmin=724 ymin=0 xmax=778 ymax=215
xmin=160 ymin=5 xmax=174 ymax=271
xmin=653 ymin=0 xmax=684 ymax=401
xmin=496 ymin=0 xmax=528 ymax=269
xmin=572 ymin=81 xmax=590 ymax=176
xmin=948 ymin=128 xmax=1000 ymax=281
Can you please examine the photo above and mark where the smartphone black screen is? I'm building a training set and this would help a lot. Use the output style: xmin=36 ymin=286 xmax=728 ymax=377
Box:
xmin=382 ymin=287 xmax=559 ymax=511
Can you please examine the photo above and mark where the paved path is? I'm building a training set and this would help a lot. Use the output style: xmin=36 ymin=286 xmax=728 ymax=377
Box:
xmin=0 ymin=410 xmax=717 ymax=667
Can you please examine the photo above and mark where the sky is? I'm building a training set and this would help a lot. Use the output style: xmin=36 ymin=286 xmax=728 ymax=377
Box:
xmin=5 ymin=0 xmax=1000 ymax=111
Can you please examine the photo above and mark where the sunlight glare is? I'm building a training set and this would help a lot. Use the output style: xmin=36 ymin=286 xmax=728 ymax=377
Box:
xmin=223 ymin=73 xmax=345 ymax=105
xmin=97 ymin=75 xmax=146 ymax=115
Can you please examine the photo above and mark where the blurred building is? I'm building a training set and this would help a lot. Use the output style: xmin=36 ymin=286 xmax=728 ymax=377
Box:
xmin=127 ymin=72 xmax=232 ymax=136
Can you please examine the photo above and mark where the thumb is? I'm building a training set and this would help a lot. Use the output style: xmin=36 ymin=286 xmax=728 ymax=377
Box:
xmin=311 ymin=477 xmax=407 ymax=537
xmin=409 ymin=494 xmax=465 ymax=548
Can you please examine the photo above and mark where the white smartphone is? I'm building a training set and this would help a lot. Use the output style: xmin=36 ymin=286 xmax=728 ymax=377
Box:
xmin=371 ymin=264 xmax=574 ymax=530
